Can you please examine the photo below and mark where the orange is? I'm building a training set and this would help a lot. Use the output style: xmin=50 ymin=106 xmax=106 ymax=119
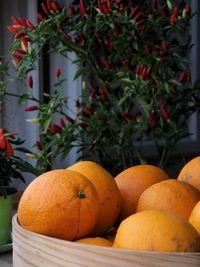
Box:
xmin=75 ymin=237 xmax=112 ymax=247
xmin=189 ymin=201 xmax=200 ymax=235
xmin=115 ymin=165 xmax=169 ymax=221
xmin=18 ymin=169 xmax=99 ymax=241
xmin=178 ymin=156 xmax=200 ymax=191
xmin=137 ymin=179 xmax=200 ymax=220
xmin=67 ymin=161 xmax=121 ymax=236
xmin=113 ymin=210 xmax=200 ymax=252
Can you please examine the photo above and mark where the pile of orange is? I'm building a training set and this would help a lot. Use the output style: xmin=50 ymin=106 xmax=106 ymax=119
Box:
xmin=18 ymin=156 xmax=200 ymax=252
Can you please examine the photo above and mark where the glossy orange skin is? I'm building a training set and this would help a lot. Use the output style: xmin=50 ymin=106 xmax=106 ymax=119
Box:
xmin=189 ymin=201 xmax=200 ymax=235
xmin=178 ymin=156 xmax=200 ymax=191
xmin=18 ymin=169 xmax=100 ymax=241
xmin=137 ymin=179 xmax=200 ymax=220
xmin=68 ymin=161 xmax=121 ymax=236
xmin=115 ymin=165 xmax=169 ymax=221
xmin=113 ymin=210 xmax=200 ymax=252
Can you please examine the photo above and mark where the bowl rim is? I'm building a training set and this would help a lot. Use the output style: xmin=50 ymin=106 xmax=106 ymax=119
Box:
xmin=12 ymin=214 xmax=200 ymax=256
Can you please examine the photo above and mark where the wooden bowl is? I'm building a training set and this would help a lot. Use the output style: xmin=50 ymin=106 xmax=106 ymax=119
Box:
xmin=12 ymin=214 xmax=200 ymax=267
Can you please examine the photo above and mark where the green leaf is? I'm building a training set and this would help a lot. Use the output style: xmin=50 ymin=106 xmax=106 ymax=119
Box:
xmin=74 ymin=67 xmax=87 ymax=80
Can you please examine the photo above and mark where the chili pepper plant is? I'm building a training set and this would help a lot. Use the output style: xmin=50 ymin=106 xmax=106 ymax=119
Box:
xmin=1 ymin=0 xmax=200 ymax=175
xmin=0 ymin=127 xmax=39 ymax=197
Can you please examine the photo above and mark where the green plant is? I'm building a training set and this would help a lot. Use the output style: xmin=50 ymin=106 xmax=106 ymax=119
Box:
xmin=0 ymin=127 xmax=40 ymax=197
xmin=1 ymin=0 xmax=200 ymax=175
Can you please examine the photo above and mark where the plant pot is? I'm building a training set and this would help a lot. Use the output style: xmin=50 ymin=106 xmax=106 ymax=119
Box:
xmin=0 ymin=194 xmax=13 ymax=246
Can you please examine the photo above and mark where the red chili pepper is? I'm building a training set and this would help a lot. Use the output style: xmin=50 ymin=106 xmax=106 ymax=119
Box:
xmin=41 ymin=3 xmax=50 ymax=16
xmin=60 ymin=118 xmax=65 ymax=128
xmin=15 ymin=48 xmax=26 ymax=54
xmin=11 ymin=16 xmax=20 ymax=25
xmin=104 ymin=39 xmax=112 ymax=50
xmin=144 ymin=44 xmax=152 ymax=53
xmin=107 ymin=0 xmax=112 ymax=10
xmin=0 ymin=136 xmax=7 ymax=150
xmin=76 ymin=99 xmax=80 ymax=108
xmin=46 ymin=0 xmax=52 ymax=10
xmin=56 ymin=67 xmax=61 ymax=78
xmin=99 ymin=87 xmax=108 ymax=102
xmin=148 ymin=112 xmax=158 ymax=127
xmin=18 ymin=17 xmax=27 ymax=26
xmin=98 ymin=0 xmax=104 ymax=13
xmin=178 ymin=70 xmax=188 ymax=83
xmin=137 ymin=65 xmax=145 ymax=75
xmin=170 ymin=14 xmax=176 ymax=25
xmin=89 ymin=89 xmax=97 ymax=98
xmin=161 ymin=5 xmax=169 ymax=16
xmin=162 ymin=39 xmax=167 ymax=50
xmin=83 ymin=107 xmax=93 ymax=118
xmin=152 ymin=0 xmax=158 ymax=10
xmin=15 ymin=32 xmax=26 ymax=39
xmin=173 ymin=6 xmax=179 ymax=17
xmin=80 ymin=0 xmax=87 ymax=16
xmin=64 ymin=114 xmax=75 ymax=124
xmin=4 ymin=141 xmax=14 ymax=157
xmin=185 ymin=4 xmax=191 ymax=14
xmin=7 ymin=25 xmax=24 ymax=33
xmin=35 ymin=12 xmax=45 ymax=21
xmin=48 ymin=124 xmax=62 ymax=134
xmin=102 ymin=5 xmax=110 ymax=14
xmin=134 ymin=11 xmax=143 ymax=22
xmin=115 ymin=0 xmax=122 ymax=4
xmin=24 ymin=105 xmax=39 ymax=111
xmin=185 ymin=4 xmax=191 ymax=16
xmin=161 ymin=105 xmax=169 ymax=121
xmin=21 ymin=36 xmax=28 ymax=48
xmin=25 ymin=37 xmax=32 ymax=42
xmin=130 ymin=4 xmax=140 ymax=17
xmin=51 ymin=2 xmax=60 ymax=12
xmin=36 ymin=140 xmax=42 ymax=150
xmin=87 ymin=144 xmax=94 ymax=152
xmin=27 ymin=75 xmax=33 ymax=89
xmin=12 ymin=53 xmax=23 ymax=61
xmin=68 ymin=4 xmax=75 ymax=17
xmin=25 ymin=20 xmax=35 ymax=30
xmin=0 ymin=128 xmax=3 ymax=136
xmin=102 ymin=57 xmax=112 ymax=69
xmin=140 ymin=67 xmax=147 ymax=80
